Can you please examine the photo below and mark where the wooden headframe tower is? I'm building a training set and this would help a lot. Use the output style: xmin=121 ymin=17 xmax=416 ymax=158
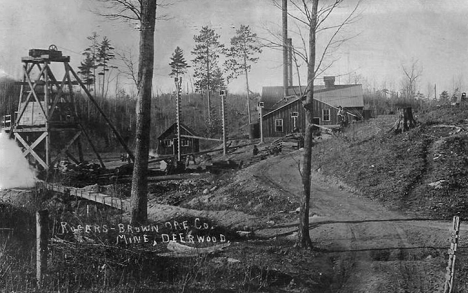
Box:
xmin=11 ymin=45 xmax=133 ymax=170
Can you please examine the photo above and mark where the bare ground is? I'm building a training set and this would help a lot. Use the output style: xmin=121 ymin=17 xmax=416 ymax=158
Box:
xmin=3 ymin=122 xmax=465 ymax=291
xmin=177 ymin=147 xmax=466 ymax=291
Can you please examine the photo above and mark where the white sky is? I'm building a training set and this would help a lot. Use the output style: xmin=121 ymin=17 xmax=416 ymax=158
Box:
xmin=0 ymin=0 xmax=467 ymax=97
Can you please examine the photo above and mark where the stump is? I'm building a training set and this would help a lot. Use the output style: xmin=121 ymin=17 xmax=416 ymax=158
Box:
xmin=390 ymin=107 xmax=417 ymax=133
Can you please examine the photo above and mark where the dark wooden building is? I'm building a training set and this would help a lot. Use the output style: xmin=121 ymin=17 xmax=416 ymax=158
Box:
xmin=259 ymin=76 xmax=363 ymax=137
xmin=261 ymin=97 xmax=357 ymax=137
xmin=157 ymin=123 xmax=200 ymax=156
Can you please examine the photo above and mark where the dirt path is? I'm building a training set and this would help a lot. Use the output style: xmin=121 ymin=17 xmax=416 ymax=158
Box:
xmin=251 ymin=150 xmax=467 ymax=292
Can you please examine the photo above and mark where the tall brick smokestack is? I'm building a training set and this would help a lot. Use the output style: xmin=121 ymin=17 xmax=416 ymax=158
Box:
xmin=283 ymin=0 xmax=288 ymax=97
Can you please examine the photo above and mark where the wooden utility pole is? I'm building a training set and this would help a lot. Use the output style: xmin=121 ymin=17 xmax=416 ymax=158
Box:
xmin=258 ymin=102 xmax=264 ymax=143
xmin=36 ymin=210 xmax=49 ymax=289
xmin=444 ymin=216 xmax=460 ymax=293
xmin=175 ymin=77 xmax=182 ymax=161
xmin=221 ymin=90 xmax=227 ymax=155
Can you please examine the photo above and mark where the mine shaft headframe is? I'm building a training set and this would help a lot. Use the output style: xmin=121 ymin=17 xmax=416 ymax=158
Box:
xmin=24 ymin=44 xmax=70 ymax=62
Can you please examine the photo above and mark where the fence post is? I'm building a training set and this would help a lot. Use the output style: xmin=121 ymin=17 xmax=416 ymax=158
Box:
xmin=444 ymin=216 xmax=460 ymax=293
xmin=36 ymin=210 xmax=49 ymax=289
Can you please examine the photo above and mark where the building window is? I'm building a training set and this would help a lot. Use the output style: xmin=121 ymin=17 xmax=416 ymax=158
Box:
xmin=275 ymin=119 xmax=283 ymax=132
xmin=323 ymin=109 xmax=330 ymax=121
xmin=164 ymin=139 xmax=173 ymax=147
xmin=181 ymin=139 xmax=190 ymax=147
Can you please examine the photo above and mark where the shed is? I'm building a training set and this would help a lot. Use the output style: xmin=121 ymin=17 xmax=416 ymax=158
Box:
xmin=157 ymin=123 xmax=200 ymax=156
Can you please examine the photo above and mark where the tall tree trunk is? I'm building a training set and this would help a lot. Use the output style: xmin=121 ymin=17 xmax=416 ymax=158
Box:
xmin=206 ymin=46 xmax=211 ymax=124
xmin=130 ymin=0 xmax=156 ymax=225
xmin=297 ymin=0 xmax=318 ymax=249
xmin=282 ymin=0 xmax=288 ymax=97
xmin=244 ymin=55 xmax=252 ymax=125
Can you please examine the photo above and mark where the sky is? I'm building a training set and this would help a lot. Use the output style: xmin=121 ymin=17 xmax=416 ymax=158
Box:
xmin=0 ymin=0 xmax=467 ymax=97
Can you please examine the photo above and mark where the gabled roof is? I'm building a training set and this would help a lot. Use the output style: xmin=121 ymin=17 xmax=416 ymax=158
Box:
xmin=261 ymin=84 xmax=363 ymax=111
xmin=262 ymin=95 xmax=358 ymax=119
xmin=157 ymin=123 xmax=198 ymax=140
xmin=314 ymin=85 xmax=364 ymax=108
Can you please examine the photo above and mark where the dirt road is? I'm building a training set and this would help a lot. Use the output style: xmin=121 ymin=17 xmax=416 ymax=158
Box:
xmin=250 ymin=150 xmax=467 ymax=292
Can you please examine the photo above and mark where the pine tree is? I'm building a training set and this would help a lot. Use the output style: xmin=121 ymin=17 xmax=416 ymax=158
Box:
xmin=83 ymin=32 xmax=100 ymax=94
xmin=169 ymin=46 xmax=190 ymax=80
xmin=77 ymin=54 xmax=95 ymax=90
xmin=224 ymin=25 xmax=262 ymax=124
xmin=97 ymin=36 xmax=116 ymax=98
xmin=191 ymin=26 xmax=225 ymax=123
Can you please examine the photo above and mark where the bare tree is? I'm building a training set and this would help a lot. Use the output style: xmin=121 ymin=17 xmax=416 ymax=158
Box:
xmin=95 ymin=0 xmax=171 ymax=22
xmin=96 ymin=0 xmax=159 ymax=224
xmin=277 ymin=0 xmax=362 ymax=249
xmin=401 ymin=58 xmax=423 ymax=101
xmin=115 ymin=48 xmax=139 ymax=90
xmin=261 ymin=0 xmax=361 ymax=85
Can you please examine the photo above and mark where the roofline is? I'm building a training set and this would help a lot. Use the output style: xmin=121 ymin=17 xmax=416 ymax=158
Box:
xmin=263 ymin=96 xmax=358 ymax=118
xmin=262 ymin=84 xmax=362 ymax=94
xmin=157 ymin=122 xmax=198 ymax=140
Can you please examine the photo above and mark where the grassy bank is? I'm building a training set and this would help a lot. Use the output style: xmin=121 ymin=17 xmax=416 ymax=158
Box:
xmin=312 ymin=105 xmax=468 ymax=219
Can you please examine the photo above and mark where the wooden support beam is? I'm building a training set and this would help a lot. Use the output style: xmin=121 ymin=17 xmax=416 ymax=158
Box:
xmin=22 ymin=56 xmax=70 ymax=63
xmin=47 ymin=65 xmax=69 ymax=119
xmin=68 ymin=64 xmax=134 ymax=162
xmin=50 ymin=131 xmax=82 ymax=167
xmin=14 ymin=127 xmax=47 ymax=132
xmin=65 ymin=151 xmax=79 ymax=165
xmin=20 ymin=132 xmax=48 ymax=157
xmin=14 ymin=65 xmax=48 ymax=127
xmin=78 ymin=123 xmax=105 ymax=168
xmin=15 ymin=81 xmax=79 ymax=86
xmin=14 ymin=132 xmax=48 ymax=169
xmin=23 ymin=64 xmax=47 ymax=118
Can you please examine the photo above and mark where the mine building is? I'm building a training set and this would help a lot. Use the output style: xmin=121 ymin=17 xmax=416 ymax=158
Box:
xmin=157 ymin=123 xmax=200 ymax=156
xmin=259 ymin=76 xmax=363 ymax=137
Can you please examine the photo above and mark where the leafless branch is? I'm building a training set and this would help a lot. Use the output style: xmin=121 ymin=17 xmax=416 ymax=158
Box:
xmin=401 ymin=58 xmax=423 ymax=98
xmin=96 ymin=0 xmax=141 ymax=20
xmin=294 ymin=22 xmax=309 ymax=64
xmin=314 ymin=0 xmax=362 ymax=76
xmin=93 ymin=0 xmax=173 ymax=23
xmin=115 ymin=49 xmax=139 ymax=88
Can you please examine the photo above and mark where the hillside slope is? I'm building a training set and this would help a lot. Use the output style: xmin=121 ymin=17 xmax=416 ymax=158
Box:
xmin=312 ymin=106 xmax=468 ymax=219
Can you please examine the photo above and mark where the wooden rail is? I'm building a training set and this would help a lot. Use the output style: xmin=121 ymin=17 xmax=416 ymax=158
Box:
xmin=43 ymin=182 xmax=130 ymax=212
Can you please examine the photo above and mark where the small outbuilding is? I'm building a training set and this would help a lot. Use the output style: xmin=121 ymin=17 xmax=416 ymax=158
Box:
xmin=157 ymin=123 xmax=200 ymax=156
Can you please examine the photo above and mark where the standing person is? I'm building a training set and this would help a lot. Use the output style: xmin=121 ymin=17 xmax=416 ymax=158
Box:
xmin=253 ymin=145 xmax=259 ymax=156
xmin=337 ymin=106 xmax=346 ymax=128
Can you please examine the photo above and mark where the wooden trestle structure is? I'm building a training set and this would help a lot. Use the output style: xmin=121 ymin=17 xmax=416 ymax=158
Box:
xmin=6 ymin=45 xmax=134 ymax=170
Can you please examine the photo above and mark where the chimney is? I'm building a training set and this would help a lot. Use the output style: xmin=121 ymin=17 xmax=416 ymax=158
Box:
xmin=324 ymin=76 xmax=335 ymax=89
